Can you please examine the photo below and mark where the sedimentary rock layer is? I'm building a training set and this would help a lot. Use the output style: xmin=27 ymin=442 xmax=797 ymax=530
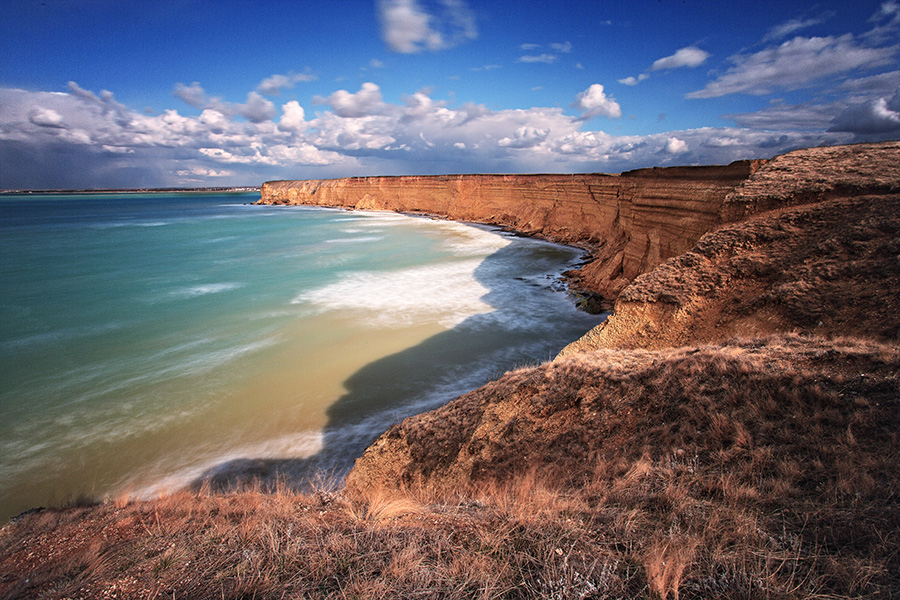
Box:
xmin=260 ymin=163 xmax=759 ymax=301
xmin=560 ymin=141 xmax=900 ymax=355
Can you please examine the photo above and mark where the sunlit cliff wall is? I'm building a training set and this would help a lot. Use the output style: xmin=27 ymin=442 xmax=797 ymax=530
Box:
xmin=259 ymin=162 xmax=761 ymax=301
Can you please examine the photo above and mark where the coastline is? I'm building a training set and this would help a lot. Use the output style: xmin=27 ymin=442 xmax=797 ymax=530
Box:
xmin=3 ymin=141 xmax=900 ymax=598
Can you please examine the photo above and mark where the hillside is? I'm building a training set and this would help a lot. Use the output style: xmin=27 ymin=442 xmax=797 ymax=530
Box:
xmin=2 ymin=142 xmax=900 ymax=599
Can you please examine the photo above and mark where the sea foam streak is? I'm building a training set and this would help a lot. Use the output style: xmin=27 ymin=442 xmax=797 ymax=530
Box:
xmin=292 ymin=259 xmax=492 ymax=328
xmin=167 ymin=282 xmax=244 ymax=299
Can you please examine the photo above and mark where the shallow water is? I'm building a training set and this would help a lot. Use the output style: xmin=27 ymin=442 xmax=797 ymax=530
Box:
xmin=0 ymin=192 xmax=604 ymax=521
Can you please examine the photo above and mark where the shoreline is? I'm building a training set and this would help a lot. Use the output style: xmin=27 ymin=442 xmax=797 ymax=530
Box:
xmin=2 ymin=141 xmax=900 ymax=597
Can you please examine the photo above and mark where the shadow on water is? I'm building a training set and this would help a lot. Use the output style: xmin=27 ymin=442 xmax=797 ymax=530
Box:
xmin=189 ymin=237 xmax=604 ymax=493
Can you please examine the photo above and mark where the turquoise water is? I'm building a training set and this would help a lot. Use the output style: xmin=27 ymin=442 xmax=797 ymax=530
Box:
xmin=0 ymin=192 xmax=604 ymax=521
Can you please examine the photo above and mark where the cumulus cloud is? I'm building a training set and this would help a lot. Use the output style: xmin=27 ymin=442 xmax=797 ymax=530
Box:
xmin=498 ymin=126 xmax=550 ymax=148
xmin=663 ymin=137 xmax=689 ymax=154
xmin=551 ymin=41 xmax=573 ymax=53
xmin=574 ymin=84 xmax=622 ymax=119
xmin=238 ymin=92 xmax=277 ymax=123
xmin=650 ymin=46 xmax=711 ymax=71
xmin=829 ymin=86 xmax=900 ymax=134
xmin=316 ymin=82 xmax=389 ymax=118
xmin=173 ymin=82 xmax=207 ymax=107
xmin=0 ymin=79 xmax=872 ymax=190
xmin=278 ymin=100 xmax=307 ymax=132
xmin=688 ymin=34 xmax=896 ymax=98
xmin=377 ymin=0 xmax=476 ymax=53
xmin=174 ymin=83 xmax=277 ymax=123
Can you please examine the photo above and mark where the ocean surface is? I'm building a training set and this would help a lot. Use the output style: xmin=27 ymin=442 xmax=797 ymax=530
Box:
xmin=0 ymin=191 xmax=604 ymax=521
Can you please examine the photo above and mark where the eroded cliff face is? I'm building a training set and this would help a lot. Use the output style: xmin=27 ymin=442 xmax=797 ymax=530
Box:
xmin=560 ymin=141 xmax=900 ymax=355
xmin=260 ymin=163 xmax=759 ymax=302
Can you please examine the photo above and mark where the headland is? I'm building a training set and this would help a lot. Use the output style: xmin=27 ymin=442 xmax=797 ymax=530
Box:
xmin=2 ymin=141 xmax=899 ymax=599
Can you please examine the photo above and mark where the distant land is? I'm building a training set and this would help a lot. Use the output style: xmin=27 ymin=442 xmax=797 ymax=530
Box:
xmin=0 ymin=186 xmax=260 ymax=195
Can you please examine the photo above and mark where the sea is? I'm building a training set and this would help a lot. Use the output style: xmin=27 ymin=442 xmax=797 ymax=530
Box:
xmin=0 ymin=191 xmax=605 ymax=522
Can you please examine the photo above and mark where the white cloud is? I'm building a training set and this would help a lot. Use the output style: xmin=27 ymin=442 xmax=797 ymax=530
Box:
xmin=176 ymin=167 xmax=234 ymax=177
xmin=377 ymin=0 xmax=476 ymax=53
xmin=238 ymin=92 xmax=277 ymax=123
xmin=839 ymin=69 xmax=900 ymax=94
xmin=574 ymin=84 xmax=622 ymax=119
xmin=174 ymin=82 xmax=278 ymax=123
xmin=256 ymin=71 xmax=316 ymax=95
xmin=688 ymin=34 xmax=896 ymax=98
xmin=663 ymin=137 xmax=689 ymax=154
xmin=551 ymin=41 xmax=572 ymax=53
xmin=278 ymin=100 xmax=307 ymax=132
xmin=29 ymin=107 xmax=66 ymax=128
xmin=173 ymin=82 xmax=207 ymax=107
xmin=199 ymin=109 xmax=228 ymax=133
xmin=0 ymin=80 xmax=872 ymax=190
xmin=519 ymin=53 xmax=558 ymax=64
xmin=866 ymin=1 xmax=900 ymax=41
xmin=763 ymin=15 xmax=829 ymax=42
xmin=650 ymin=46 xmax=711 ymax=71
xmin=618 ymin=74 xmax=649 ymax=86
xmin=498 ymin=126 xmax=550 ymax=148
xmin=520 ymin=42 xmax=540 ymax=50
xmin=619 ymin=46 xmax=708 ymax=87
xmin=317 ymin=82 xmax=389 ymax=118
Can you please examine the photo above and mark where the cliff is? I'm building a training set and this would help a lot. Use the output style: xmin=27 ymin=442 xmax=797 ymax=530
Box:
xmin=560 ymin=140 xmax=900 ymax=355
xmin=260 ymin=163 xmax=761 ymax=303
xmin=349 ymin=140 xmax=900 ymax=487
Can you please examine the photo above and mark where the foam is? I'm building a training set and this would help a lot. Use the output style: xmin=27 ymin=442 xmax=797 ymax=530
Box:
xmin=292 ymin=259 xmax=492 ymax=329
xmin=131 ymin=431 xmax=325 ymax=499
xmin=167 ymin=282 xmax=244 ymax=300
xmin=323 ymin=236 xmax=384 ymax=244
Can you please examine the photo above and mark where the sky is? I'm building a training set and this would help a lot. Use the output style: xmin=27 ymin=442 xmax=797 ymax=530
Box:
xmin=1 ymin=0 xmax=899 ymax=189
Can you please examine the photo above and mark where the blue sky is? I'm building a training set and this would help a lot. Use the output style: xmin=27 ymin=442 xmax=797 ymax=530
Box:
xmin=1 ymin=0 xmax=898 ymax=188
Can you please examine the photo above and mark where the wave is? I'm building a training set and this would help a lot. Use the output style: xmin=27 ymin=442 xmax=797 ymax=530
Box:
xmin=130 ymin=431 xmax=325 ymax=499
xmin=323 ymin=236 xmax=384 ymax=244
xmin=291 ymin=259 xmax=492 ymax=329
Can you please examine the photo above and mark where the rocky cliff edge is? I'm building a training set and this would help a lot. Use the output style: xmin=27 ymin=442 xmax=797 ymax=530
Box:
xmin=260 ymin=162 xmax=761 ymax=304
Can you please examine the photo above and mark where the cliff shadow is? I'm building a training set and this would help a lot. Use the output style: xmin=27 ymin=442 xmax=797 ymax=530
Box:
xmin=189 ymin=234 xmax=605 ymax=494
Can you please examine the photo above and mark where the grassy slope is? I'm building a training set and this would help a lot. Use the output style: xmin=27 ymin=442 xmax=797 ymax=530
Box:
xmin=560 ymin=192 xmax=900 ymax=355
